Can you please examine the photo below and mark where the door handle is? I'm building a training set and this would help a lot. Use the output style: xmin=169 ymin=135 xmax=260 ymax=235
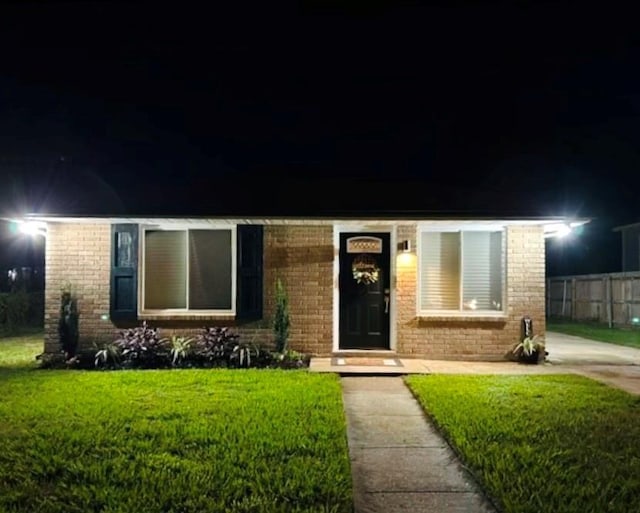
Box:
xmin=384 ymin=295 xmax=390 ymax=314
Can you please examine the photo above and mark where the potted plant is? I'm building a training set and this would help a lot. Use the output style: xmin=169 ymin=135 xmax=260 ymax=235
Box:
xmin=513 ymin=334 xmax=546 ymax=364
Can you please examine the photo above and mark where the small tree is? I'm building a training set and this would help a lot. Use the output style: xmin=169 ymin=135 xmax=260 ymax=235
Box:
xmin=59 ymin=284 xmax=79 ymax=359
xmin=273 ymin=278 xmax=290 ymax=353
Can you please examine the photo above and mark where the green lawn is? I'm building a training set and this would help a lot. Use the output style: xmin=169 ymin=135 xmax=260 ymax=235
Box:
xmin=0 ymin=334 xmax=352 ymax=513
xmin=547 ymin=320 xmax=640 ymax=349
xmin=406 ymin=374 xmax=640 ymax=513
xmin=0 ymin=331 xmax=43 ymax=369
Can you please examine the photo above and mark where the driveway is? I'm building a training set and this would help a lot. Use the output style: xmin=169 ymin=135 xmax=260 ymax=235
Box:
xmin=546 ymin=332 xmax=640 ymax=365
xmin=546 ymin=331 xmax=640 ymax=395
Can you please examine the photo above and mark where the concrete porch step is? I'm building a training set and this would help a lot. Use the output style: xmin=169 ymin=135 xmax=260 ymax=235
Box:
xmin=332 ymin=350 xmax=397 ymax=358
xmin=311 ymin=357 xmax=430 ymax=374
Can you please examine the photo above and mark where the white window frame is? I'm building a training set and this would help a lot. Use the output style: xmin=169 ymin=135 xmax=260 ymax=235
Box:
xmin=139 ymin=224 xmax=237 ymax=317
xmin=417 ymin=226 xmax=506 ymax=316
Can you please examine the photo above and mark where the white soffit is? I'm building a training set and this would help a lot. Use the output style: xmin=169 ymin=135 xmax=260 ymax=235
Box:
xmin=23 ymin=215 xmax=590 ymax=229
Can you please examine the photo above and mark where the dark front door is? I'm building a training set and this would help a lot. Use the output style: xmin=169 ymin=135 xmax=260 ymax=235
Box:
xmin=339 ymin=232 xmax=390 ymax=349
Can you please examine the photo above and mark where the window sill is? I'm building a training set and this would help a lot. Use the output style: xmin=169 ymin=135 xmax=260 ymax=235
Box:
xmin=417 ymin=314 xmax=508 ymax=323
xmin=139 ymin=312 xmax=236 ymax=322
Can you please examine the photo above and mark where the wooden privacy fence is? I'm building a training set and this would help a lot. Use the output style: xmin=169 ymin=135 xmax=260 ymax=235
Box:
xmin=547 ymin=272 xmax=640 ymax=326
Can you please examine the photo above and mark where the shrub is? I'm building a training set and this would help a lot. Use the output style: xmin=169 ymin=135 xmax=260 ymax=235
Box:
xmin=270 ymin=349 xmax=310 ymax=369
xmin=0 ymin=290 xmax=30 ymax=334
xmin=228 ymin=339 xmax=259 ymax=368
xmin=0 ymin=293 xmax=8 ymax=328
xmin=94 ymin=341 xmax=121 ymax=370
xmin=169 ymin=335 xmax=193 ymax=367
xmin=37 ymin=350 xmax=94 ymax=370
xmin=113 ymin=322 xmax=169 ymax=368
xmin=80 ymin=324 xmax=309 ymax=371
xmin=192 ymin=327 xmax=236 ymax=366
xmin=27 ymin=291 xmax=44 ymax=327
xmin=192 ymin=327 xmax=273 ymax=368
xmin=36 ymin=351 xmax=68 ymax=369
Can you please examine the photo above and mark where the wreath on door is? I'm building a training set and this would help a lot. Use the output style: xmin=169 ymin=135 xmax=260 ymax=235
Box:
xmin=352 ymin=254 xmax=380 ymax=284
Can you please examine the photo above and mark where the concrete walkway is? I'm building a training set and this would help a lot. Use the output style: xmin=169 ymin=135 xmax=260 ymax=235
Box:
xmin=342 ymin=376 xmax=496 ymax=513
xmin=334 ymin=333 xmax=640 ymax=511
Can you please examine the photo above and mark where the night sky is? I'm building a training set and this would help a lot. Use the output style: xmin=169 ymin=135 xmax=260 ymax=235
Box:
xmin=1 ymin=1 xmax=639 ymax=275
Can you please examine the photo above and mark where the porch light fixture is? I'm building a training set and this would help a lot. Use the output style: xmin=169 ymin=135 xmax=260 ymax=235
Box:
xmin=543 ymin=221 xmax=586 ymax=239
xmin=397 ymin=240 xmax=411 ymax=252
xmin=17 ymin=220 xmax=47 ymax=238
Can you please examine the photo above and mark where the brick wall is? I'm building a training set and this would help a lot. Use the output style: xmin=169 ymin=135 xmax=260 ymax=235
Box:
xmin=395 ymin=224 xmax=545 ymax=360
xmin=263 ymin=225 xmax=334 ymax=355
xmin=506 ymin=224 xmax=546 ymax=340
xmin=44 ymin=221 xmax=544 ymax=360
xmin=44 ymin=222 xmax=335 ymax=356
xmin=44 ymin=223 xmax=113 ymax=352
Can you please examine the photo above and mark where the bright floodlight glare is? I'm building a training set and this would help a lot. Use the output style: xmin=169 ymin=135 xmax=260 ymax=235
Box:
xmin=556 ymin=224 xmax=572 ymax=238
xmin=18 ymin=221 xmax=47 ymax=237
xmin=544 ymin=222 xmax=570 ymax=238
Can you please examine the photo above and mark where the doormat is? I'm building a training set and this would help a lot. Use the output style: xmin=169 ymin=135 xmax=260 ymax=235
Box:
xmin=331 ymin=357 xmax=404 ymax=367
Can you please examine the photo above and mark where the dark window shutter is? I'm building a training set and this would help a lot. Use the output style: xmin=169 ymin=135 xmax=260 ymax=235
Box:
xmin=236 ymin=225 xmax=263 ymax=320
xmin=110 ymin=224 xmax=139 ymax=321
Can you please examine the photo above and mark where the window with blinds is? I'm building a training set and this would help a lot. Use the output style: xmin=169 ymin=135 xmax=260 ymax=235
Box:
xmin=419 ymin=230 xmax=504 ymax=313
xmin=143 ymin=229 xmax=233 ymax=312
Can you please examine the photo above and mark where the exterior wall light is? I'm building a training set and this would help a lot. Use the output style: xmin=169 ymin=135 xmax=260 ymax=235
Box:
xmin=543 ymin=220 xmax=589 ymax=239
xmin=18 ymin=220 xmax=47 ymax=238
xmin=397 ymin=240 xmax=411 ymax=252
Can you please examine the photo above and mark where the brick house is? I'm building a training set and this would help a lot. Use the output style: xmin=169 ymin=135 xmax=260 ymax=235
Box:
xmin=28 ymin=213 xmax=580 ymax=360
